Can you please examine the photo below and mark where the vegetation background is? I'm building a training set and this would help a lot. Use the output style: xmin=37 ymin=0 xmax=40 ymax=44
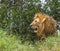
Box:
xmin=0 ymin=0 xmax=60 ymax=51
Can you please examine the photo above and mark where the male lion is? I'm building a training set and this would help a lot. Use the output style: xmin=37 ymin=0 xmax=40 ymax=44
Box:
xmin=30 ymin=13 xmax=57 ymax=40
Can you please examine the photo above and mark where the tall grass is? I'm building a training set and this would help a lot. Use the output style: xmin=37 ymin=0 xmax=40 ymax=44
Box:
xmin=0 ymin=30 xmax=60 ymax=51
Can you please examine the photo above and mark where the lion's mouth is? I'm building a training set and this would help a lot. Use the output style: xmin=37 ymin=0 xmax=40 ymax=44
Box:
xmin=34 ymin=28 xmax=38 ymax=33
xmin=32 ymin=27 xmax=38 ymax=33
xmin=31 ymin=26 xmax=38 ymax=33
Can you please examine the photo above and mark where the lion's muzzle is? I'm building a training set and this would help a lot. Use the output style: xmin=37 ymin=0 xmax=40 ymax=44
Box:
xmin=30 ymin=23 xmax=38 ymax=33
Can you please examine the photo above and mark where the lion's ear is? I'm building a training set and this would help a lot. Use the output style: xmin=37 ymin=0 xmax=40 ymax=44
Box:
xmin=41 ymin=18 xmax=47 ymax=23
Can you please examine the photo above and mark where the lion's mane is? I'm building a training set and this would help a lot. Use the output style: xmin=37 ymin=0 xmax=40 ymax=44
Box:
xmin=31 ymin=13 xmax=57 ymax=39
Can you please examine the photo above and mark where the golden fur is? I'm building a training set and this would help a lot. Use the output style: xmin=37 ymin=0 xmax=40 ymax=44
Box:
xmin=30 ymin=13 xmax=57 ymax=39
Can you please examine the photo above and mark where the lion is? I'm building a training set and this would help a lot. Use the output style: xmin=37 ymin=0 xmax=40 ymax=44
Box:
xmin=30 ymin=13 xmax=57 ymax=40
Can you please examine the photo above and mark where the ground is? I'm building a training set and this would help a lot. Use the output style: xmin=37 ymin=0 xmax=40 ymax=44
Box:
xmin=0 ymin=30 xmax=60 ymax=51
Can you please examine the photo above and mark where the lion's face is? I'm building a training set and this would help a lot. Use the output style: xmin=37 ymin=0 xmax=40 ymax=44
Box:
xmin=30 ymin=18 xmax=40 ymax=33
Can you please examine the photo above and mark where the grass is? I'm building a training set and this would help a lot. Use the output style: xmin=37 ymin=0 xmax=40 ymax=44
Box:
xmin=0 ymin=30 xmax=60 ymax=51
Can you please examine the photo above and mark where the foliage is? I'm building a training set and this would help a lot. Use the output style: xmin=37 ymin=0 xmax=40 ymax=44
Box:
xmin=0 ymin=0 xmax=42 ymax=34
xmin=43 ymin=0 xmax=60 ymax=20
xmin=0 ymin=0 xmax=60 ymax=35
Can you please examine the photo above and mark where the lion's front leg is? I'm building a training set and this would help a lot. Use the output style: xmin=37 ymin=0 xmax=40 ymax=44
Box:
xmin=37 ymin=23 xmax=46 ymax=40
xmin=40 ymin=33 xmax=46 ymax=40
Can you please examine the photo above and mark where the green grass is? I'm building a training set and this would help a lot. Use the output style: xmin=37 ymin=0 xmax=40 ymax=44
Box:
xmin=0 ymin=30 xmax=60 ymax=51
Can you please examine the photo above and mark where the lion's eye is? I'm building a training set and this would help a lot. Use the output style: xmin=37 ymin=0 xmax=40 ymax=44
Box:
xmin=35 ymin=20 xmax=37 ymax=22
